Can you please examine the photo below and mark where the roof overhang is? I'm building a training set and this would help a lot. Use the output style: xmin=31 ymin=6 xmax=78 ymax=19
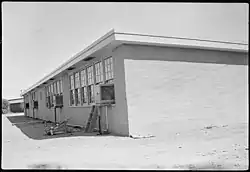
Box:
xmin=8 ymin=98 xmax=24 ymax=104
xmin=114 ymin=32 xmax=248 ymax=53
xmin=21 ymin=30 xmax=248 ymax=96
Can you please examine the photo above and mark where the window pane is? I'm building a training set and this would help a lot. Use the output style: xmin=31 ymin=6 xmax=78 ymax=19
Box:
xmin=75 ymin=72 xmax=80 ymax=88
xmin=95 ymin=62 xmax=103 ymax=83
xmin=50 ymin=96 xmax=53 ymax=106
xmin=101 ymin=73 xmax=103 ymax=82
xmin=91 ymin=85 xmax=94 ymax=102
xmin=60 ymin=80 xmax=63 ymax=93
xmin=110 ymin=57 xmax=113 ymax=66
xmin=57 ymin=81 xmax=60 ymax=93
xmin=87 ymin=66 xmax=94 ymax=85
xmin=80 ymin=70 xmax=86 ymax=86
xmin=74 ymin=88 xmax=81 ymax=106
xmin=104 ymin=57 xmax=113 ymax=81
xmin=70 ymin=75 xmax=74 ymax=89
xmin=81 ymin=87 xmax=88 ymax=104
xmin=70 ymin=90 xmax=75 ymax=105
xmin=84 ymin=88 xmax=87 ymax=103
xmin=54 ymin=82 xmax=57 ymax=94
xmin=100 ymin=63 xmax=103 ymax=74
xmin=87 ymin=85 xmax=95 ymax=103
xmin=51 ymin=84 xmax=53 ymax=94
xmin=75 ymin=89 xmax=78 ymax=105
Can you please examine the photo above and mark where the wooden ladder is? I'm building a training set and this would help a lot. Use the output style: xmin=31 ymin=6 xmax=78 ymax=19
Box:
xmin=84 ymin=105 xmax=99 ymax=133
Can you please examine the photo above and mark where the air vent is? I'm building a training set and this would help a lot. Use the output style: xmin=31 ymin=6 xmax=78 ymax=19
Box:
xmin=49 ymin=78 xmax=54 ymax=81
xmin=84 ymin=56 xmax=95 ymax=61
xmin=67 ymin=67 xmax=75 ymax=71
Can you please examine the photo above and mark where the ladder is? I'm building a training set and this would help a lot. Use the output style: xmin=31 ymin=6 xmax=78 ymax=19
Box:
xmin=84 ymin=105 xmax=99 ymax=133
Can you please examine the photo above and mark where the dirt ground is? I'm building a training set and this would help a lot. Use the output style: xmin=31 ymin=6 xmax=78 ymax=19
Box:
xmin=2 ymin=113 xmax=248 ymax=170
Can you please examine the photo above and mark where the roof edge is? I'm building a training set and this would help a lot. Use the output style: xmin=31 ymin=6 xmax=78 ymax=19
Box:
xmin=115 ymin=32 xmax=248 ymax=53
xmin=21 ymin=30 xmax=248 ymax=96
xmin=21 ymin=29 xmax=116 ymax=96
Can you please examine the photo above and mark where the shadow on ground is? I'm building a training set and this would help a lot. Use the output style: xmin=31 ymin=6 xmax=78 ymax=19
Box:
xmin=6 ymin=114 xmax=110 ymax=140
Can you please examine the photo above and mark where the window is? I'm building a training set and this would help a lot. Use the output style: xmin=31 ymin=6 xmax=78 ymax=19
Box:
xmin=47 ymin=86 xmax=50 ymax=107
xmin=87 ymin=66 xmax=95 ymax=103
xmin=60 ymin=80 xmax=63 ymax=93
xmin=80 ymin=69 xmax=88 ymax=104
xmin=31 ymin=91 xmax=38 ymax=108
xmin=45 ymin=84 xmax=54 ymax=108
xmin=45 ymin=87 xmax=48 ymax=107
xmin=54 ymin=82 xmax=57 ymax=95
xmin=104 ymin=57 xmax=114 ymax=83
xmin=45 ymin=80 xmax=63 ymax=108
xmin=57 ymin=81 xmax=60 ymax=95
xmin=74 ymin=72 xmax=81 ymax=105
xmin=67 ymin=60 xmax=113 ymax=106
xmin=95 ymin=61 xmax=103 ymax=84
xmin=70 ymin=75 xmax=75 ymax=106
xmin=50 ymin=84 xmax=54 ymax=107
xmin=51 ymin=84 xmax=54 ymax=95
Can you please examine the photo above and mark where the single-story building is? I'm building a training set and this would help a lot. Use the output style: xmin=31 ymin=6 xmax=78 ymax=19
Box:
xmin=21 ymin=29 xmax=248 ymax=136
xmin=8 ymin=98 xmax=24 ymax=113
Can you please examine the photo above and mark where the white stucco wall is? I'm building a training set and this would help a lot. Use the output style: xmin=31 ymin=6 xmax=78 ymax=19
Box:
xmin=120 ymin=45 xmax=248 ymax=137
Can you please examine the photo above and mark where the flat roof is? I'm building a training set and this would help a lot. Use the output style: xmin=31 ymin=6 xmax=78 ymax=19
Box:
xmin=21 ymin=29 xmax=248 ymax=96
xmin=8 ymin=98 xmax=24 ymax=104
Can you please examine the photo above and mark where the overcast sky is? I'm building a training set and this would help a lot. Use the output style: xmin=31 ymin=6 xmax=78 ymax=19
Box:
xmin=2 ymin=2 xmax=249 ymax=99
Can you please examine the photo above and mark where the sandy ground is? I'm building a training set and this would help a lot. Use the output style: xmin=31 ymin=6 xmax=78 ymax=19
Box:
xmin=2 ymin=112 xmax=248 ymax=170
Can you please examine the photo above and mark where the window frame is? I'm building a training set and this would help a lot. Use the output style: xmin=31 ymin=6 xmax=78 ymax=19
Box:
xmin=94 ymin=61 xmax=104 ymax=84
xmin=74 ymin=71 xmax=81 ymax=106
xmin=69 ymin=74 xmax=75 ymax=106
xmin=86 ymin=64 xmax=95 ymax=104
xmin=80 ymin=69 xmax=88 ymax=105
xmin=68 ymin=57 xmax=115 ymax=107
xmin=104 ymin=56 xmax=114 ymax=83
xmin=45 ymin=79 xmax=64 ymax=109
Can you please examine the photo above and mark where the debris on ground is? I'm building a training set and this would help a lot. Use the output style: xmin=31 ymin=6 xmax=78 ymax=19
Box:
xmin=44 ymin=125 xmax=83 ymax=136
xmin=28 ymin=163 xmax=66 ymax=169
xmin=203 ymin=125 xmax=219 ymax=130
xmin=44 ymin=118 xmax=72 ymax=136
xmin=129 ymin=134 xmax=155 ymax=139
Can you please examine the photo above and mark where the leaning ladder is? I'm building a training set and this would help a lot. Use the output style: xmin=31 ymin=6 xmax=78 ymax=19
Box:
xmin=84 ymin=105 xmax=99 ymax=133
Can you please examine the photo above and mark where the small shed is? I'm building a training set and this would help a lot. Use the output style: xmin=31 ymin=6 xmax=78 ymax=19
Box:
xmin=8 ymin=98 xmax=24 ymax=113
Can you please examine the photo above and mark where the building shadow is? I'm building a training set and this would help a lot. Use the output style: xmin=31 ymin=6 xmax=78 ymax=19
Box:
xmin=6 ymin=114 xmax=111 ymax=140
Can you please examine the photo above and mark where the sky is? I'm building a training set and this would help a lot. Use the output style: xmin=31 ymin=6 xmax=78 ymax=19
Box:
xmin=2 ymin=2 xmax=249 ymax=99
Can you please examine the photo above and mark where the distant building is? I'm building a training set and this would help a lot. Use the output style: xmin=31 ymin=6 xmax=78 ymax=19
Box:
xmin=20 ymin=29 xmax=248 ymax=136
xmin=8 ymin=98 xmax=24 ymax=113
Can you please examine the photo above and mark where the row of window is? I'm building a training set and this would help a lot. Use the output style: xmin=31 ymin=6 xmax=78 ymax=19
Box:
xmin=24 ymin=57 xmax=113 ymax=108
xmin=45 ymin=79 xmax=63 ymax=108
xmin=69 ymin=57 xmax=114 ymax=106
